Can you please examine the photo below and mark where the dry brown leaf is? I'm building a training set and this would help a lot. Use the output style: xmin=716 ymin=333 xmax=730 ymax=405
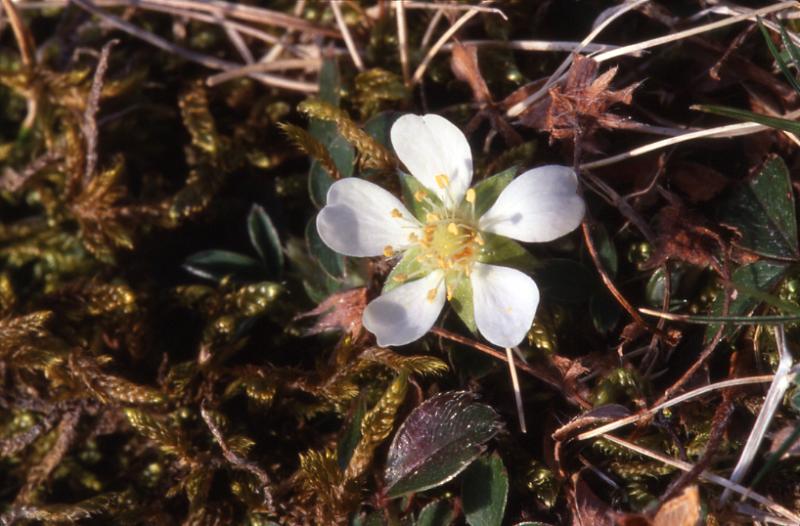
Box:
xmin=451 ymin=42 xmax=491 ymax=105
xmin=512 ymin=54 xmax=639 ymax=150
xmin=614 ymin=486 xmax=702 ymax=526
xmin=643 ymin=205 xmax=725 ymax=274
xmin=570 ymin=472 xmax=614 ymax=526
xmin=669 ymin=161 xmax=729 ymax=203
xmin=295 ymin=288 xmax=368 ymax=339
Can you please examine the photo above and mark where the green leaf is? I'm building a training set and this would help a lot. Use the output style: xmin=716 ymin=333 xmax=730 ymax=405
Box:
xmin=318 ymin=56 xmax=341 ymax=106
xmin=363 ymin=111 xmax=398 ymax=150
xmin=306 ymin=217 xmax=346 ymax=280
xmin=693 ymin=104 xmax=800 ymax=136
xmin=535 ymin=258 xmax=595 ymax=303
xmin=247 ymin=205 xmax=283 ymax=278
xmin=415 ymin=500 xmax=455 ymax=526
xmin=779 ymin=23 xmax=800 ymax=74
xmin=462 ymin=453 xmax=508 ymax=526
xmin=471 ymin=167 xmax=516 ymax=217
xmin=590 ymin=290 xmax=620 ymax=335
xmin=591 ymin=223 xmax=617 ymax=276
xmin=478 ymin=233 xmax=536 ymax=273
xmin=448 ymin=274 xmax=476 ymax=333
xmin=384 ymin=247 xmax=425 ymax=293
xmin=759 ymin=18 xmax=800 ymax=95
xmin=338 ymin=397 xmax=367 ymax=470
xmin=384 ymin=391 xmax=503 ymax=498
xmin=183 ymin=250 xmax=265 ymax=282
xmin=705 ymin=260 xmax=790 ymax=342
xmin=398 ymin=173 xmax=442 ymax=222
xmin=308 ymin=57 xmax=354 ymax=208
xmin=719 ymin=155 xmax=798 ymax=259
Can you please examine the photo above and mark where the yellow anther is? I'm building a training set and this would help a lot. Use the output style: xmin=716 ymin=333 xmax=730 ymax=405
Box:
xmin=434 ymin=174 xmax=450 ymax=189
xmin=383 ymin=245 xmax=395 ymax=257
xmin=390 ymin=208 xmax=403 ymax=218
xmin=447 ymin=222 xmax=459 ymax=236
xmin=446 ymin=284 xmax=454 ymax=301
xmin=426 ymin=212 xmax=440 ymax=223
xmin=427 ymin=288 xmax=438 ymax=302
xmin=414 ymin=190 xmax=428 ymax=202
xmin=465 ymin=188 xmax=476 ymax=204
xmin=408 ymin=232 xmax=419 ymax=242
xmin=393 ymin=273 xmax=407 ymax=283
xmin=474 ymin=233 xmax=484 ymax=246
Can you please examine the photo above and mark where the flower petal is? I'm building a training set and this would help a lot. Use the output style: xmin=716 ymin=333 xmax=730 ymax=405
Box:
xmin=479 ymin=165 xmax=585 ymax=243
xmin=390 ymin=114 xmax=472 ymax=206
xmin=363 ymin=270 xmax=445 ymax=346
xmin=471 ymin=262 xmax=539 ymax=348
xmin=316 ymin=178 xmax=420 ymax=257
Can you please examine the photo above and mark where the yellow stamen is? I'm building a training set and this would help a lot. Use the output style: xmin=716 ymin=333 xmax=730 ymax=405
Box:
xmin=390 ymin=208 xmax=403 ymax=218
xmin=427 ymin=288 xmax=438 ymax=302
xmin=383 ymin=245 xmax=394 ymax=257
xmin=434 ymin=174 xmax=449 ymax=189
xmin=474 ymin=233 xmax=484 ymax=246
xmin=446 ymin=284 xmax=454 ymax=301
xmin=465 ymin=188 xmax=476 ymax=204
xmin=408 ymin=232 xmax=419 ymax=242
xmin=393 ymin=273 xmax=407 ymax=283
xmin=426 ymin=212 xmax=440 ymax=223
xmin=447 ymin=222 xmax=459 ymax=236
xmin=414 ymin=189 xmax=428 ymax=202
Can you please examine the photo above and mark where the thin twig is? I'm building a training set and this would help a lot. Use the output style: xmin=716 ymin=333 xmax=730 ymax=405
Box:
xmin=83 ymin=39 xmax=118 ymax=184
xmin=506 ymin=346 xmax=526 ymax=433
xmin=579 ymin=110 xmax=800 ymax=171
xmin=412 ymin=6 xmax=483 ymax=85
xmin=200 ymin=403 xmax=273 ymax=509
xmin=601 ymin=434 xmax=800 ymax=523
xmin=395 ymin=0 xmax=410 ymax=85
xmin=582 ymin=222 xmax=654 ymax=331
xmin=506 ymin=0 xmax=648 ymax=118
xmin=330 ymin=1 xmax=364 ymax=72
xmin=575 ymin=374 xmax=774 ymax=441
xmin=420 ymin=8 xmax=444 ymax=50
xmin=431 ymin=327 xmax=591 ymax=409
xmin=594 ymin=1 xmax=799 ymax=63
xmin=72 ymin=0 xmax=318 ymax=93
xmin=0 ymin=0 xmax=35 ymax=68
xmin=721 ymin=326 xmax=795 ymax=504
xmin=206 ymin=58 xmax=320 ymax=87
xmin=403 ymin=1 xmax=507 ymax=20
xmin=446 ymin=39 xmax=618 ymax=53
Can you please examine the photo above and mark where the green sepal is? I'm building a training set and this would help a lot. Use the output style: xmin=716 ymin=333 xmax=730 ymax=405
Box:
xmin=448 ymin=274 xmax=477 ymax=333
xmin=469 ymin=166 xmax=517 ymax=217
xmin=383 ymin=247 xmax=426 ymax=294
xmin=478 ymin=232 xmax=537 ymax=273
xmin=398 ymin=172 xmax=442 ymax=222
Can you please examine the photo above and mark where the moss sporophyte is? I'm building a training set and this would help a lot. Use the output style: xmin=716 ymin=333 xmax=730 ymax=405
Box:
xmin=316 ymin=114 xmax=585 ymax=348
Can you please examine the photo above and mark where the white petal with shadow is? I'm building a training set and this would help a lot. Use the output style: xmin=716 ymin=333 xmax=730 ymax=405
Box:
xmin=316 ymin=178 xmax=420 ymax=257
xmin=363 ymin=270 xmax=445 ymax=347
xmin=479 ymin=165 xmax=584 ymax=243
xmin=390 ymin=114 xmax=472 ymax=206
xmin=471 ymin=262 xmax=539 ymax=348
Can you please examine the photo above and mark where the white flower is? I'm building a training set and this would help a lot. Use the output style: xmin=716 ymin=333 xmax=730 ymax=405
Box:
xmin=316 ymin=114 xmax=585 ymax=348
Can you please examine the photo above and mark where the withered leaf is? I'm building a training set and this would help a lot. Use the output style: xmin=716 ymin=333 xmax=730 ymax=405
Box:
xmin=570 ymin=472 xmax=614 ymax=526
xmin=513 ymin=54 xmax=639 ymax=149
xmin=295 ymin=287 xmax=367 ymax=339
xmin=643 ymin=205 xmax=724 ymax=274
xmin=451 ymin=43 xmax=491 ymax=105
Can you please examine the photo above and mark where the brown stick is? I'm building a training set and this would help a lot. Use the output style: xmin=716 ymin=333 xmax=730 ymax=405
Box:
xmin=431 ymin=327 xmax=591 ymax=409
